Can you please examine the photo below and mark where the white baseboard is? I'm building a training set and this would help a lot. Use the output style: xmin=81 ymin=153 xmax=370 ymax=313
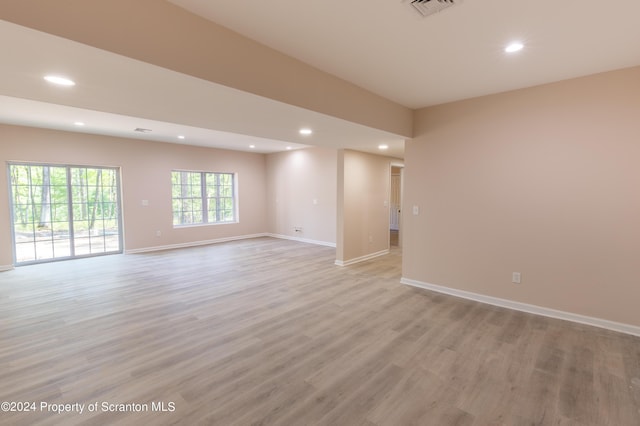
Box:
xmin=401 ymin=277 xmax=640 ymax=338
xmin=335 ymin=249 xmax=390 ymax=267
xmin=267 ymin=233 xmax=336 ymax=248
xmin=124 ymin=233 xmax=269 ymax=254
xmin=0 ymin=264 xmax=14 ymax=272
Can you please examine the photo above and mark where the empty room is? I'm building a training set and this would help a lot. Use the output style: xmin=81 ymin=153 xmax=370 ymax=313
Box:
xmin=1 ymin=1 xmax=639 ymax=425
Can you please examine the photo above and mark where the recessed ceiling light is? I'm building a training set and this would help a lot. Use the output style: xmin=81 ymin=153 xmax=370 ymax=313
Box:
xmin=286 ymin=146 xmax=292 ymax=150
xmin=44 ymin=75 xmax=76 ymax=86
xmin=299 ymin=128 xmax=313 ymax=135
xmin=379 ymin=144 xmax=389 ymax=150
xmin=505 ymin=42 xmax=524 ymax=53
xmin=249 ymin=145 xmax=256 ymax=149
xmin=178 ymin=135 xmax=185 ymax=139
xmin=74 ymin=122 xmax=85 ymax=126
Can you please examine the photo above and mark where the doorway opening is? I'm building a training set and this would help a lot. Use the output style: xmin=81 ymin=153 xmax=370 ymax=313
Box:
xmin=8 ymin=163 xmax=123 ymax=265
xmin=390 ymin=165 xmax=403 ymax=247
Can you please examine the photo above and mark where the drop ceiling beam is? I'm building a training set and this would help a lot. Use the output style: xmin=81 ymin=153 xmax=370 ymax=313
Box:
xmin=0 ymin=0 xmax=412 ymax=137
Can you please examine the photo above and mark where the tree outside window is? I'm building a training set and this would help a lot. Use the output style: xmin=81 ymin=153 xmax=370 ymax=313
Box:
xmin=171 ymin=171 xmax=236 ymax=226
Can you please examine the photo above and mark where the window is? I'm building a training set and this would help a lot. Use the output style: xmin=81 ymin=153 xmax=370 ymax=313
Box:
xmin=171 ymin=171 xmax=236 ymax=226
xmin=8 ymin=163 xmax=122 ymax=264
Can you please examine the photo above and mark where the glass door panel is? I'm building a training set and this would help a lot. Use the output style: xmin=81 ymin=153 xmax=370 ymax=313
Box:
xmin=8 ymin=163 xmax=122 ymax=265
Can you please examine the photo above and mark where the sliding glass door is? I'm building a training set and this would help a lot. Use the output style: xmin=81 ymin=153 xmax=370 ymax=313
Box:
xmin=8 ymin=163 xmax=122 ymax=265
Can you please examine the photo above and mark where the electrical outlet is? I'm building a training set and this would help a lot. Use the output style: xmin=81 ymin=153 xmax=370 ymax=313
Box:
xmin=512 ymin=272 xmax=521 ymax=284
xmin=156 ymin=230 xmax=161 ymax=237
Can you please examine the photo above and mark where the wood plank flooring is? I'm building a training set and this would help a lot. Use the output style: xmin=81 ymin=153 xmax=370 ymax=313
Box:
xmin=0 ymin=237 xmax=639 ymax=425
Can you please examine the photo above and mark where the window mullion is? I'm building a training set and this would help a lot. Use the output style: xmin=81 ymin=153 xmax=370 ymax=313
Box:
xmin=201 ymin=172 xmax=207 ymax=224
xmin=216 ymin=174 xmax=222 ymax=222
xmin=67 ymin=167 xmax=76 ymax=258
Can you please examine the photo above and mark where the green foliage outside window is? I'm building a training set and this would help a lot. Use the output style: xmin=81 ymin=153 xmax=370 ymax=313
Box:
xmin=171 ymin=171 xmax=236 ymax=226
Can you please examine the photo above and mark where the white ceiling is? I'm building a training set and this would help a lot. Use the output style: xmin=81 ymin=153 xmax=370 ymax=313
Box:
xmin=170 ymin=0 xmax=640 ymax=108
xmin=2 ymin=0 xmax=640 ymax=158
xmin=0 ymin=20 xmax=404 ymax=158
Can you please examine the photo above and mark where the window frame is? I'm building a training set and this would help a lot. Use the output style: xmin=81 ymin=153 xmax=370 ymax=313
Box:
xmin=171 ymin=170 xmax=238 ymax=227
xmin=7 ymin=161 xmax=123 ymax=265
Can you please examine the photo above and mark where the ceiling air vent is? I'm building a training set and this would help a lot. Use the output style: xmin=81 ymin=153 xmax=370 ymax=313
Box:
xmin=407 ymin=0 xmax=462 ymax=18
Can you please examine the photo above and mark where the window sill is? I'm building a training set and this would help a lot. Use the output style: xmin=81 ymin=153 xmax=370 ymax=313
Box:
xmin=173 ymin=221 xmax=238 ymax=229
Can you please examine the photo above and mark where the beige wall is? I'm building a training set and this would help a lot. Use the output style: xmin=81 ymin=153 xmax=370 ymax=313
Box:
xmin=404 ymin=66 xmax=640 ymax=327
xmin=0 ymin=0 xmax=412 ymax=137
xmin=0 ymin=125 xmax=399 ymax=269
xmin=266 ymin=147 xmax=337 ymax=245
xmin=0 ymin=124 xmax=268 ymax=267
xmin=337 ymin=150 xmax=400 ymax=263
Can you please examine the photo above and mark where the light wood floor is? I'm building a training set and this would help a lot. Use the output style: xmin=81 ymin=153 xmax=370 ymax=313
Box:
xmin=390 ymin=230 xmax=399 ymax=247
xmin=0 ymin=237 xmax=639 ymax=425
